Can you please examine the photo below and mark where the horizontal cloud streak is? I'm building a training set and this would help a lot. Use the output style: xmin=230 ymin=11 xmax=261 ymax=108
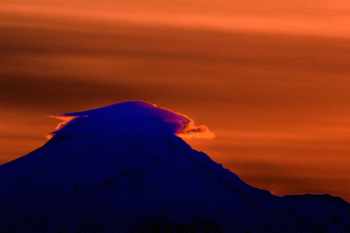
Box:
xmin=1 ymin=10 xmax=350 ymax=201
xmin=2 ymin=17 xmax=350 ymax=111
xmin=2 ymin=1 xmax=350 ymax=38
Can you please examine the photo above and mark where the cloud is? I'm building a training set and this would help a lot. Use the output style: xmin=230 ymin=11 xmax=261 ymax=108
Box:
xmin=2 ymin=11 xmax=350 ymax=201
xmin=174 ymin=114 xmax=216 ymax=140
xmin=2 ymin=14 xmax=350 ymax=113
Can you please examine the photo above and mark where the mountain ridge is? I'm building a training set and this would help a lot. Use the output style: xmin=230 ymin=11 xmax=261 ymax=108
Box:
xmin=0 ymin=101 xmax=349 ymax=233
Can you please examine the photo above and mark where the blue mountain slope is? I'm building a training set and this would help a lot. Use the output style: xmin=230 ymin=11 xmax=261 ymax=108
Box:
xmin=0 ymin=101 xmax=349 ymax=233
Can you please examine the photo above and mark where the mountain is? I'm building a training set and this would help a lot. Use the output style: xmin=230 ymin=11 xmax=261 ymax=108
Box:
xmin=0 ymin=101 xmax=349 ymax=233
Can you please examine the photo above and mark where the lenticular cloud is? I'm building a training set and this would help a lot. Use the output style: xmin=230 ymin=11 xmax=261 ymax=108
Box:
xmin=50 ymin=101 xmax=215 ymax=140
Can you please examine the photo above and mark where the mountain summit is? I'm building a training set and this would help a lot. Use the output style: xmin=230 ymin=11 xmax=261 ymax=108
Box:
xmin=0 ymin=101 xmax=349 ymax=233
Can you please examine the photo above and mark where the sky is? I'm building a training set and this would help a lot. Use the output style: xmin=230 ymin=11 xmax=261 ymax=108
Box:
xmin=1 ymin=0 xmax=350 ymax=201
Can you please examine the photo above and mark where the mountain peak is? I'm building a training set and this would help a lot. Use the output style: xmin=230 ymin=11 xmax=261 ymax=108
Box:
xmin=50 ymin=100 xmax=214 ymax=141
xmin=1 ymin=101 xmax=349 ymax=233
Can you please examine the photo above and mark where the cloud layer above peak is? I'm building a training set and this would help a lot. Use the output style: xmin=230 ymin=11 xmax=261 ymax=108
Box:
xmin=51 ymin=101 xmax=215 ymax=140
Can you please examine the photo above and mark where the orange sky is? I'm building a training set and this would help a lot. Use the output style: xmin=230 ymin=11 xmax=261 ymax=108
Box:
xmin=1 ymin=1 xmax=350 ymax=201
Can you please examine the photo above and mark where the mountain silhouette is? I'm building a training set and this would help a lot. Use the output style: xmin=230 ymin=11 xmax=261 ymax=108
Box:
xmin=0 ymin=101 xmax=349 ymax=233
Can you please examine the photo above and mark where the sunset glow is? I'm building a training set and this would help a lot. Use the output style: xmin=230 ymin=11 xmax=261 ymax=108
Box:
xmin=1 ymin=0 xmax=349 ymax=201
